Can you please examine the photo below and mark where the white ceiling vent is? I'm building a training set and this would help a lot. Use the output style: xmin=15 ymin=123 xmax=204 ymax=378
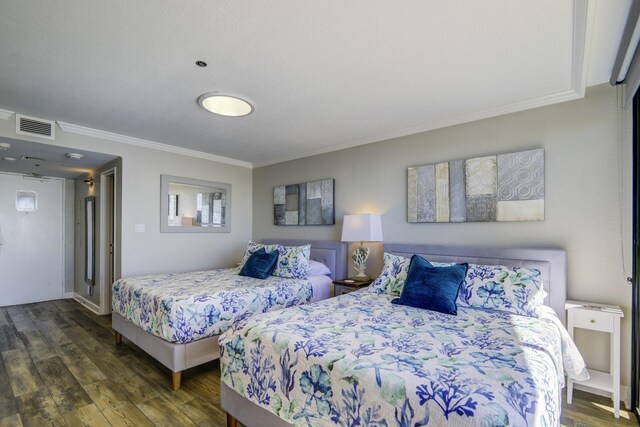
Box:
xmin=16 ymin=114 xmax=55 ymax=140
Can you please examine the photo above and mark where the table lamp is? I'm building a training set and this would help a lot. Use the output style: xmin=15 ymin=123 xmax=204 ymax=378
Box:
xmin=340 ymin=213 xmax=383 ymax=281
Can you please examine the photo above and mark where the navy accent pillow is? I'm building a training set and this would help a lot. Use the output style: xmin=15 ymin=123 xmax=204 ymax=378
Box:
xmin=239 ymin=248 xmax=279 ymax=279
xmin=392 ymin=254 xmax=468 ymax=315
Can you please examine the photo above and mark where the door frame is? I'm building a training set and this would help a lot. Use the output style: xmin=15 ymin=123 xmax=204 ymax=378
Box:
xmin=99 ymin=166 xmax=118 ymax=315
xmin=632 ymin=91 xmax=640 ymax=419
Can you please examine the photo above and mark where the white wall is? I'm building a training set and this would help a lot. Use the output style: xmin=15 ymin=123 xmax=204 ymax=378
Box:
xmin=252 ymin=83 xmax=634 ymax=388
xmin=0 ymin=119 xmax=253 ymax=300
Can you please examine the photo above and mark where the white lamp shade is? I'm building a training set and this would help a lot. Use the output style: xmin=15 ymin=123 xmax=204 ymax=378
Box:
xmin=341 ymin=214 xmax=383 ymax=242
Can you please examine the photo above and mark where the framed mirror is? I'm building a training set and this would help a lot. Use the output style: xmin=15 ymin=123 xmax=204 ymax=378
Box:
xmin=85 ymin=196 xmax=95 ymax=285
xmin=160 ymin=175 xmax=231 ymax=233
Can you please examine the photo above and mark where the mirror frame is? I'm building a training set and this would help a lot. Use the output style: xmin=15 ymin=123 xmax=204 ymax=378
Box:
xmin=160 ymin=175 xmax=231 ymax=233
xmin=84 ymin=196 xmax=95 ymax=285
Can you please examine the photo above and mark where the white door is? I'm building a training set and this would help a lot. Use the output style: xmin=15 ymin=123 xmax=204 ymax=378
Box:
xmin=0 ymin=174 xmax=64 ymax=306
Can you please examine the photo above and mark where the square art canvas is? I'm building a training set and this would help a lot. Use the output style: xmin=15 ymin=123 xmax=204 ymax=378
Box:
xmin=408 ymin=149 xmax=544 ymax=223
xmin=274 ymin=179 xmax=334 ymax=225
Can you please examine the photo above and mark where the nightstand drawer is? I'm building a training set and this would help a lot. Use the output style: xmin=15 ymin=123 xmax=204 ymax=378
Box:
xmin=332 ymin=279 xmax=373 ymax=297
xmin=334 ymin=284 xmax=368 ymax=296
xmin=572 ymin=309 xmax=614 ymax=333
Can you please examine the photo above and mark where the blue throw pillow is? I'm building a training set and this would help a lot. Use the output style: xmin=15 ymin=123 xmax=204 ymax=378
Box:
xmin=392 ymin=255 xmax=468 ymax=315
xmin=239 ymin=248 xmax=279 ymax=279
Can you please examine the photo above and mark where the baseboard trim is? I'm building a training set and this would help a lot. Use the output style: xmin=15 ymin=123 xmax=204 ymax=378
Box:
xmin=72 ymin=293 xmax=101 ymax=315
xmin=573 ymin=383 xmax=631 ymax=410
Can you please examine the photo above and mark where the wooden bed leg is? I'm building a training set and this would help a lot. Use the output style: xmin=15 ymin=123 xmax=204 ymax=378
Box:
xmin=226 ymin=413 xmax=238 ymax=427
xmin=172 ymin=371 xmax=182 ymax=391
xmin=114 ymin=331 xmax=122 ymax=345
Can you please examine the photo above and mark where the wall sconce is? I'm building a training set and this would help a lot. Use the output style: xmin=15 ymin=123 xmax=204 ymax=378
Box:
xmin=84 ymin=177 xmax=94 ymax=187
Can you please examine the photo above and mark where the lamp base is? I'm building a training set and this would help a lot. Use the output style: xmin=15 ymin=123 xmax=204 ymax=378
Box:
xmin=351 ymin=274 xmax=371 ymax=282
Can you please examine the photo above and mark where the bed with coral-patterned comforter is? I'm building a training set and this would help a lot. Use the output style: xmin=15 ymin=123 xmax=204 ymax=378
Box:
xmin=219 ymin=290 xmax=587 ymax=427
xmin=112 ymin=267 xmax=313 ymax=344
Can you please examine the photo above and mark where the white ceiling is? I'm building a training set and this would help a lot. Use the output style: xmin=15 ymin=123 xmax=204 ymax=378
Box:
xmin=0 ymin=0 xmax=632 ymax=168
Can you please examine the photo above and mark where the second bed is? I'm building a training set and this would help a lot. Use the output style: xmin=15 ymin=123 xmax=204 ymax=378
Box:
xmin=111 ymin=239 xmax=346 ymax=389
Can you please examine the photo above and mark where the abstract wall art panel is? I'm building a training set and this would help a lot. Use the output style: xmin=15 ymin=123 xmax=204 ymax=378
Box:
xmin=274 ymin=178 xmax=335 ymax=225
xmin=408 ymin=148 xmax=544 ymax=223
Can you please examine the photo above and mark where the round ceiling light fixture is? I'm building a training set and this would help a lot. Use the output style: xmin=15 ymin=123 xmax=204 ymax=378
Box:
xmin=2 ymin=157 xmax=16 ymax=161
xmin=66 ymin=153 xmax=84 ymax=160
xmin=0 ymin=142 xmax=11 ymax=150
xmin=197 ymin=93 xmax=254 ymax=117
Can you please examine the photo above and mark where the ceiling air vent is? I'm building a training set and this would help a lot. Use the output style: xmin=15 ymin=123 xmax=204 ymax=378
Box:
xmin=16 ymin=114 xmax=55 ymax=140
xmin=21 ymin=155 xmax=46 ymax=162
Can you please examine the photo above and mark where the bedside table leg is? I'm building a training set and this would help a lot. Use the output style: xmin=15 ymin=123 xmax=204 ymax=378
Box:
xmin=613 ymin=320 xmax=621 ymax=418
xmin=567 ymin=313 xmax=574 ymax=405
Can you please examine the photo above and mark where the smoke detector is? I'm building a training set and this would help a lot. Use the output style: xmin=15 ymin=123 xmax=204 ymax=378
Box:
xmin=0 ymin=142 xmax=10 ymax=150
xmin=66 ymin=153 xmax=84 ymax=160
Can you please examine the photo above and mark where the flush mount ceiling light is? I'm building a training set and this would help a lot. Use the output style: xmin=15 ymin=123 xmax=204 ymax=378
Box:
xmin=66 ymin=153 xmax=84 ymax=160
xmin=0 ymin=142 xmax=10 ymax=150
xmin=197 ymin=93 xmax=254 ymax=117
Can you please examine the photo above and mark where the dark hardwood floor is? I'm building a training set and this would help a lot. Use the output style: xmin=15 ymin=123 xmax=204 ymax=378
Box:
xmin=0 ymin=299 xmax=636 ymax=427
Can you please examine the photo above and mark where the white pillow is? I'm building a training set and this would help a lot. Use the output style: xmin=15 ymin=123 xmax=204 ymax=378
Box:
xmin=308 ymin=259 xmax=331 ymax=276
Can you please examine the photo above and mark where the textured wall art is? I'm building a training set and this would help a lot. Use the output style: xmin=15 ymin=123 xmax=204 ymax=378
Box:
xmin=408 ymin=148 xmax=544 ymax=223
xmin=274 ymin=179 xmax=335 ymax=225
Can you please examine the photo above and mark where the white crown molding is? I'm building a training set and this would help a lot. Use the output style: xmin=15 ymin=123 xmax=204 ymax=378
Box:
xmin=256 ymin=0 xmax=592 ymax=168
xmin=57 ymin=121 xmax=253 ymax=169
xmin=0 ymin=109 xmax=15 ymax=120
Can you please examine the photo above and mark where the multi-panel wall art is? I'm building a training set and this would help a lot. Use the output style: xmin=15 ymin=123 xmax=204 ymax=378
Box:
xmin=274 ymin=179 xmax=335 ymax=225
xmin=407 ymin=148 xmax=544 ymax=223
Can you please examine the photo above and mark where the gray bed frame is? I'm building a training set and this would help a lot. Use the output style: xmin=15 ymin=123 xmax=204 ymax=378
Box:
xmin=112 ymin=239 xmax=347 ymax=390
xmin=222 ymin=243 xmax=568 ymax=427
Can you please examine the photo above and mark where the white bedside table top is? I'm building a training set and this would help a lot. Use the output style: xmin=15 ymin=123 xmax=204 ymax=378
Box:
xmin=565 ymin=300 xmax=624 ymax=317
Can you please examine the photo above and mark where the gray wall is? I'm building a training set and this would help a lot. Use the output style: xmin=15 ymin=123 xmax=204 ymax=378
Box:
xmin=252 ymin=83 xmax=634 ymax=388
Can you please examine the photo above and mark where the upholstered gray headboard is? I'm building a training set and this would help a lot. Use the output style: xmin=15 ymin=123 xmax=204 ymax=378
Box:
xmin=384 ymin=244 xmax=568 ymax=325
xmin=261 ymin=239 xmax=348 ymax=281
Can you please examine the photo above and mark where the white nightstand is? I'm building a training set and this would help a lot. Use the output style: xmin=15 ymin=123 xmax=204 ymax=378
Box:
xmin=565 ymin=300 xmax=624 ymax=418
